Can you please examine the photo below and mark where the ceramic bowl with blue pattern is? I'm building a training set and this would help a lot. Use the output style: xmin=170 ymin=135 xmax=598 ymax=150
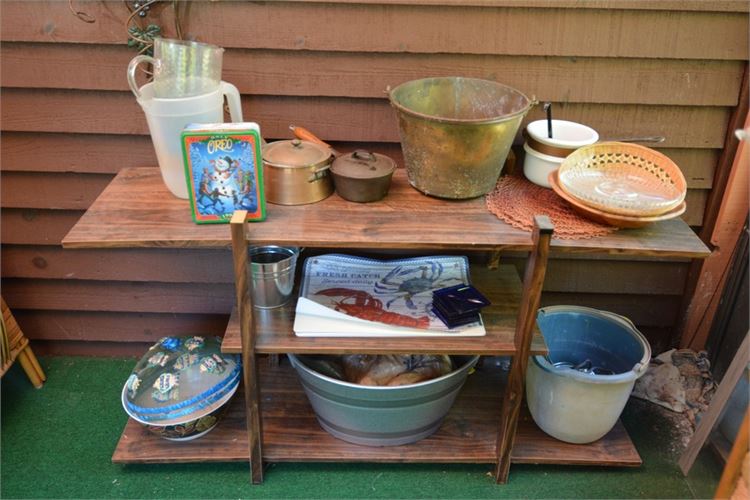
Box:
xmin=121 ymin=336 xmax=241 ymax=441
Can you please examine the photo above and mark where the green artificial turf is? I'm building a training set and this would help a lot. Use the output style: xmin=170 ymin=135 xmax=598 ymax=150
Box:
xmin=1 ymin=356 xmax=722 ymax=499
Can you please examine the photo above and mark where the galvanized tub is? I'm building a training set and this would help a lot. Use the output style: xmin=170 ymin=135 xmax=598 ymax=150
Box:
xmin=388 ymin=77 xmax=533 ymax=199
xmin=287 ymin=354 xmax=480 ymax=446
xmin=249 ymin=246 xmax=299 ymax=309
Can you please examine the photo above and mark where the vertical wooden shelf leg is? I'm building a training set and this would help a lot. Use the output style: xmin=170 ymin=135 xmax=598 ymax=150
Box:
xmin=494 ymin=215 xmax=554 ymax=483
xmin=231 ymin=211 xmax=264 ymax=484
xmin=679 ymin=332 xmax=750 ymax=476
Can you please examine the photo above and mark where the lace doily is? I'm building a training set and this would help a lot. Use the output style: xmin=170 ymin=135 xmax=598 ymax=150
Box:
xmin=486 ymin=175 xmax=618 ymax=239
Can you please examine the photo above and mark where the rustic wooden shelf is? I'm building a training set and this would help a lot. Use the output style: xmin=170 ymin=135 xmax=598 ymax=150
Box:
xmin=63 ymin=165 xmax=708 ymax=483
xmin=113 ymin=361 xmax=641 ymax=467
xmin=221 ymin=265 xmax=548 ymax=356
xmin=62 ymin=168 xmax=710 ymax=259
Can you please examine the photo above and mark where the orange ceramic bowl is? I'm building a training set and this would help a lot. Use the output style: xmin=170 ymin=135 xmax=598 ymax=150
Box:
xmin=549 ymin=170 xmax=686 ymax=229
xmin=556 ymin=142 xmax=687 ymax=217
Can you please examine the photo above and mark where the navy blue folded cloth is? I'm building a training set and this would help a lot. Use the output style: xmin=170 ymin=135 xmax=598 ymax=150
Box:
xmin=431 ymin=284 xmax=491 ymax=329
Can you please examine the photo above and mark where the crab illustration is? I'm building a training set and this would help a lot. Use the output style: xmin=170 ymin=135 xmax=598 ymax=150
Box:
xmin=373 ymin=261 xmax=462 ymax=310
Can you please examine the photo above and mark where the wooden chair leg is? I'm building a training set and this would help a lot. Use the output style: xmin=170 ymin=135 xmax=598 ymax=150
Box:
xmin=2 ymin=296 xmax=46 ymax=388
xmin=494 ymin=216 xmax=553 ymax=483
xmin=24 ymin=344 xmax=46 ymax=382
xmin=16 ymin=348 xmax=44 ymax=389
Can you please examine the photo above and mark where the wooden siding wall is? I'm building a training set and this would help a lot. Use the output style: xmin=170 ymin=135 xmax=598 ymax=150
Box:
xmin=1 ymin=1 xmax=748 ymax=356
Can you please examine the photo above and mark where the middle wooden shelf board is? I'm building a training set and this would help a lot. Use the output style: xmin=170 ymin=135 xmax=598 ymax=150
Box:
xmin=112 ymin=359 xmax=641 ymax=466
xmin=221 ymin=264 xmax=547 ymax=356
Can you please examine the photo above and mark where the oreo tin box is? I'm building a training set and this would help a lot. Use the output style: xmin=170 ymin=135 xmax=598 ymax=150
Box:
xmin=181 ymin=122 xmax=266 ymax=224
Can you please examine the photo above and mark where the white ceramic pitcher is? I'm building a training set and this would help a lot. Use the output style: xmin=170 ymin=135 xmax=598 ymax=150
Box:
xmin=137 ymin=81 xmax=243 ymax=198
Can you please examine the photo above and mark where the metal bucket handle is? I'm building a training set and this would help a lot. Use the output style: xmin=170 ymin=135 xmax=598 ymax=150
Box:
xmin=595 ymin=309 xmax=651 ymax=377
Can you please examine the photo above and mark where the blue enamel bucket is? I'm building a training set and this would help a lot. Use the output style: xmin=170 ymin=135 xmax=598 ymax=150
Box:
xmin=526 ymin=306 xmax=651 ymax=444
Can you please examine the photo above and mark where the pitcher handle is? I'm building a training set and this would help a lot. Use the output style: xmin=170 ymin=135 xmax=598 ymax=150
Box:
xmin=127 ymin=55 xmax=158 ymax=99
xmin=220 ymin=81 xmax=244 ymax=122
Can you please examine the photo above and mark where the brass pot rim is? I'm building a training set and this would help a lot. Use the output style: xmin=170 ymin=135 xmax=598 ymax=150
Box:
xmin=388 ymin=76 xmax=534 ymax=125
xmin=263 ymin=157 xmax=332 ymax=170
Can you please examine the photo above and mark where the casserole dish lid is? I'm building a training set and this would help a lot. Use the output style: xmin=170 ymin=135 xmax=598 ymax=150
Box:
xmin=263 ymin=139 xmax=332 ymax=169
xmin=122 ymin=336 xmax=241 ymax=424
xmin=331 ymin=150 xmax=396 ymax=179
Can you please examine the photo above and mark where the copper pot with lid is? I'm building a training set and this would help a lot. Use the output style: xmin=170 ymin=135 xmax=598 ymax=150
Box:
xmin=330 ymin=150 xmax=396 ymax=203
xmin=262 ymin=138 xmax=334 ymax=205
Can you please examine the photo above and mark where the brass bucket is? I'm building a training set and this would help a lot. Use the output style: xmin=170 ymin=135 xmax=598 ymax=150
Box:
xmin=388 ymin=77 xmax=533 ymax=199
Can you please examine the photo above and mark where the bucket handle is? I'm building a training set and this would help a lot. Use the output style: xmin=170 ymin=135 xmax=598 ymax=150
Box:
xmin=595 ymin=310 xmax=652 ymax=376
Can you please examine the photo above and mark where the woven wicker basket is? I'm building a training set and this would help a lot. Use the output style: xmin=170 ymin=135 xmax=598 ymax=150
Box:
xmin=557 ymin=142 xmax=687 ymax=217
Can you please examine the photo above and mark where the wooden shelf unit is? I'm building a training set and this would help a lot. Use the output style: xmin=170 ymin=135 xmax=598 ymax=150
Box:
xmin=62 ymin=167 xmax=710 ymax=484
xmin=113 ymin=360 xmax=641 ymax=467
xmin=220 ymin=264 xmax=548 ymax=356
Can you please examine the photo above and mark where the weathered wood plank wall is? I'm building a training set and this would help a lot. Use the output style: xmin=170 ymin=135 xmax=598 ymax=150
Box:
xmin=1 ymin=0 xmax=748 ymax=355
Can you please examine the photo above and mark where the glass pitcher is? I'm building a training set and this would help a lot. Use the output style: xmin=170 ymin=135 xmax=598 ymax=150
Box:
xmin=127 ymin=38 xmax=224 ymax=99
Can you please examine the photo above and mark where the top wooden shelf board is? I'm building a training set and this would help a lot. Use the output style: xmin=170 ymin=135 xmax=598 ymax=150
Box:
xmin=62 ymin=167 xmax=710 ymax=258
xmin=284 ymin=0 xmax=750 ymax=12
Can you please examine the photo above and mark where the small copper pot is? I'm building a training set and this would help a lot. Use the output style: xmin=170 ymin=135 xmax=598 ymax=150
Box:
xmin=262 ymin=139 xmax=334 ymax=205
xmin=330 ymin=150 xmax=396 ymax=203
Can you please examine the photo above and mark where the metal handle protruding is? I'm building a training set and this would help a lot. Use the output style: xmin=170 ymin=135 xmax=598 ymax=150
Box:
xmin=290 ymin=125 xmax=332 ymax=148
xmin=607 ymin=136 xmax=666 ymax=144
xmin=307 ymin=164 xmax=331 ymax=183
xmin=352 ymin=150 xmax=376 ymax=162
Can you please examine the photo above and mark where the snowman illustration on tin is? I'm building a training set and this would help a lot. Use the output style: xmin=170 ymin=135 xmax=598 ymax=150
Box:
xmin=198 ymin=155 xmax=241 ymax=213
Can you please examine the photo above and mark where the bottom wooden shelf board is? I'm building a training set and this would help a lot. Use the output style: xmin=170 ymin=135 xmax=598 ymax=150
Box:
xmin=113 ymin=361 xmax=641 ymax=467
